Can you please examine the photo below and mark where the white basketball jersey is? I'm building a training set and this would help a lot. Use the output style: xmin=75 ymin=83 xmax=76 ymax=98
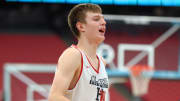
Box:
xmin=66 ymin=45 xmax=109 ymax=101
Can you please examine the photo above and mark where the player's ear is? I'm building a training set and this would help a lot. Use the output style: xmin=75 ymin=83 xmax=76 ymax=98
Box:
xmin=76 ymin=22 xmax=85 ymax=32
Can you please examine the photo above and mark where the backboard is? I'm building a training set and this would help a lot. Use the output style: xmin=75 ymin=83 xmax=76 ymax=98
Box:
xmin=98 ymin=15 xmax=180 ymax=79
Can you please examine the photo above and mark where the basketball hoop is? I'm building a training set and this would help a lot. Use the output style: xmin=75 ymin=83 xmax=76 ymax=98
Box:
xmin=129 ymin=65 xmax=154 ymax=97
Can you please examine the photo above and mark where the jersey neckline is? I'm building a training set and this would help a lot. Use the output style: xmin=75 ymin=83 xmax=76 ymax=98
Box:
xmin=71 ymin=44 xmax=100 ymax=74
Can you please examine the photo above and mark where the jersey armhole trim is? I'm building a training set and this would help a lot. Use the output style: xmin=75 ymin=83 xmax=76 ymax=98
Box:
xmin=68 ymin=45 xmax=83 ymax=90
xmin=100 ymin=56 xmax=106 ymax=67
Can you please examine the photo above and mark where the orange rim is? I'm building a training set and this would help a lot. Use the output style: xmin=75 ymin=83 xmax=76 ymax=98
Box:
xmin=130 ymin=65 xmax=153 ymax=76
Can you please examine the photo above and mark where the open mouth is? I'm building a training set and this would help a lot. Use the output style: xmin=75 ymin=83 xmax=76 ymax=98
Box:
xmin=99 ymin=29 xmax=104 ymax=33
xmin=99 ymin=28 xmax=105 ymax=33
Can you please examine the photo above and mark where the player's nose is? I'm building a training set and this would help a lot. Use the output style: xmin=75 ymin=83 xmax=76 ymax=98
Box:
xmin=101 ymin=18 xmax=106 ymax=25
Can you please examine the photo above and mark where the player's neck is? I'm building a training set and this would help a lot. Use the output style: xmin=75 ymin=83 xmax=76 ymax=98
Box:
xmin=77 ymin=38 xmax=99 ymax=59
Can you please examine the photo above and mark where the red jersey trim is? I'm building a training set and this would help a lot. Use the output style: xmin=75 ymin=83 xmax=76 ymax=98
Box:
xmin=85 ymin=54 xmax=100 ymax=74
xmin=68 ymin=44 xmax=83 ymax=90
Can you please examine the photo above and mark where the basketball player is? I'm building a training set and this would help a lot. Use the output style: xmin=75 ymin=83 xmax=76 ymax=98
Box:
xmin=48 ymin=3 xmax=109 ymax=101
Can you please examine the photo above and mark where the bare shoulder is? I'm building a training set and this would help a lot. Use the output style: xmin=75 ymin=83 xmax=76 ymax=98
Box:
xmin=48 ymin=47 xmax=81 ymax=101
xmin=57 ymin=47 xmax=81 ymax=71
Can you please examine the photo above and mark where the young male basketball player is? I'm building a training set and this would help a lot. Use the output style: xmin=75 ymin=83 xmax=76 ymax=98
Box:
xmin=48 ymin=3 xmax=109 ymax=101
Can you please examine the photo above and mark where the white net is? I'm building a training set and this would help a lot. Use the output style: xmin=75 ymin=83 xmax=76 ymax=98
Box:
xmin=129 ymin=65 xmax=153 ymax=96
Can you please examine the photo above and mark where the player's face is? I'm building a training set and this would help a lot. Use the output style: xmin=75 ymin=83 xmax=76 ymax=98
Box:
xmin=83 ymin=12 xmax=106 ymax=43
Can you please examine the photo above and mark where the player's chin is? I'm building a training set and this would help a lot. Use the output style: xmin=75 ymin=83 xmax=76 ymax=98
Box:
xmin=96 ymin=36 xmax=105 ymax=43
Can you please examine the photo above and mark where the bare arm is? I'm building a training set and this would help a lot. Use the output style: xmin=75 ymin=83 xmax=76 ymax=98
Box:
xmin=48 ymin=48 xmax=81 ymax=101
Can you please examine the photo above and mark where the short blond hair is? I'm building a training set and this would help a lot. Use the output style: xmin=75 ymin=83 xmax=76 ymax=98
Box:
xmin=68 ymin=3 xmax=102 ymax=38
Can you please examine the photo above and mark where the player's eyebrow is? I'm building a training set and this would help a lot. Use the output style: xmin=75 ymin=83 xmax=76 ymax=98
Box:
xmin=93 ymin=15 xmax=104 ymax=19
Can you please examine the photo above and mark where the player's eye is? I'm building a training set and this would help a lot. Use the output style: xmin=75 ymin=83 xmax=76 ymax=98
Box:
xmin=93 ymin=17 xmax=100 ymax=21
